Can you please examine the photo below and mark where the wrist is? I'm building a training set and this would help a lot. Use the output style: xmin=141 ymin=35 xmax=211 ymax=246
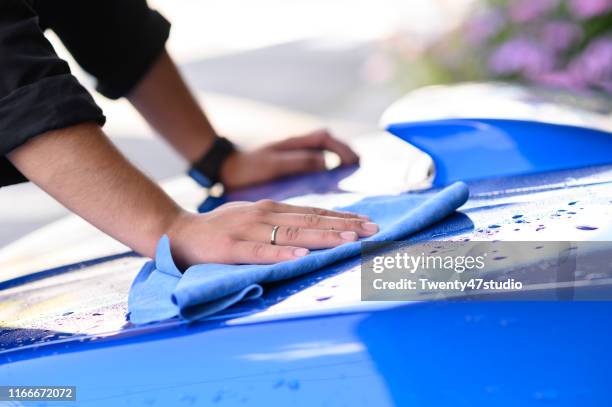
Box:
xmin=189 ymin=136 xmax=237 ymax=188
xmin=164 ymin=210 xmax=200 ymax=269
xmin=137 ymin=203 xmax=185 ymax=258
xmin=218 ymin=150 xmax=240 ymax=186
xmin=164 ymin=208 xmax=191 ymax=240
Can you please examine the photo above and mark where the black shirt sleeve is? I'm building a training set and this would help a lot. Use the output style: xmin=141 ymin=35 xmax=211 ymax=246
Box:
xmin=34 ymin=0 xmax=171 ymax=99
xmin=0 ymin=0 xmax=106 ymax=187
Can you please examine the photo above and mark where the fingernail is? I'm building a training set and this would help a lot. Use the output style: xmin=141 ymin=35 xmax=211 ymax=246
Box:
xmin=361 ymin=222 xmax=379 ymax=233
xmin=340 ymin=231 xmax=358 ymax=241
xmin=357 ymin=214 xmax=370 ymax=221
xmin=293 ymin=248 xmax=310 ymax=257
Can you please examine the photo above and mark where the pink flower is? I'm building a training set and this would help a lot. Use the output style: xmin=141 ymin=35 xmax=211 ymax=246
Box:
xmin=466 ymin=9 xmax=506 ymax=45
xmin=489 ymin=38 xmax=556 ymax=76
xmin=509 ymin=0 xmax=559 ymax=23
xmin=569 ymin=0 xmax=612 ymax=19
xmin=540 ymin=21 xmax=582 ymax=51
xmin=569 ymin=37 xmax=612 ymax=89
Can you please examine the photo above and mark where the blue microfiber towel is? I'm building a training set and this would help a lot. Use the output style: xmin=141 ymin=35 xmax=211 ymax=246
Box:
xmin=128 ymin=181 xmax=469 ymax=324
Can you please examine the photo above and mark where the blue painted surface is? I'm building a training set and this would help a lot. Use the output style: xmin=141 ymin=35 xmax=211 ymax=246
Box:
xmin=387 ymin=118 xmax=612 ymax=186
xmin=3 ymin=302 xmax=612 ymax=406
xmin=0 ymin=302 xmax=612 ymax=406
xmin=2 ymin=124 xmax=612 ymax=405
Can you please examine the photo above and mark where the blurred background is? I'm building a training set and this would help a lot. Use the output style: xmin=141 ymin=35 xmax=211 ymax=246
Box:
xmin=1 ymin=0 xmax=611 ymax=250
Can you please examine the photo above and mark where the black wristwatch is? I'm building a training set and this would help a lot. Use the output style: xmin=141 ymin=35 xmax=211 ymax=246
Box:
xmin=188 ymin=136 xmax=236 ymax=188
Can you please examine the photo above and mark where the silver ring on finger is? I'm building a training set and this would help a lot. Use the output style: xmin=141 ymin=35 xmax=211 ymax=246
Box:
xmin=270 ymin=225 xmax=280 ymax=245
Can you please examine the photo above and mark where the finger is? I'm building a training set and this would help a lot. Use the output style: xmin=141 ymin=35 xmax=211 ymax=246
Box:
xmin=265 ymin=212 xmax=379 ymax=237
xmin=256 ymin=199 xmax=370 ymax=221
xmin=271 ymin=129 xmax=359 ymax=165
xmin=248 ymin=224 xmax=359 ymax=249
xmin=317 ymin=130 xmax=360 ymax=165
xmin=217 ymin=201 xmax=251 ymax=209
xmin=231 ymin=241 xmax=309 ymax=264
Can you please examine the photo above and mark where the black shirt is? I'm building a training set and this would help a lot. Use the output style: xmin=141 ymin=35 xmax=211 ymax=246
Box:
xmin=0 ymin=0 xmax=170 ymax=186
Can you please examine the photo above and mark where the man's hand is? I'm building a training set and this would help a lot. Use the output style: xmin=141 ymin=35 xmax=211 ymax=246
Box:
xmin=9 ymin=123 xmax=377 ymax=268
xmin=128 ymin=51 xmax=360 ymax=190
xmin=220 ymin=129 xmax=359 ymax=190
xmin=167 ymin=199 xmax=377 ymax=268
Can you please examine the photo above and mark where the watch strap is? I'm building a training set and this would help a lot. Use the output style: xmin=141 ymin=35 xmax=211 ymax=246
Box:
xmin=189 ymin=136 xmax=236 ymax=187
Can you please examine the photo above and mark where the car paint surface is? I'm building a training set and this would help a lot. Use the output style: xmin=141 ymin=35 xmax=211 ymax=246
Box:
xmin=1 ymin=128 xmax=612 ymax=406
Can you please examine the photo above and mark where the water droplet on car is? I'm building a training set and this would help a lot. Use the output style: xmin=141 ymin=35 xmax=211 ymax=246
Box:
xmin=287 ymin=380 xmax=300 ymax=391
xmin=586 ymin=272 xmax=607 ymax=280
xmin=179 ymin=394 xmax=197 ymax=405
xmin=576 ymin=225 xmax=598 ymax=231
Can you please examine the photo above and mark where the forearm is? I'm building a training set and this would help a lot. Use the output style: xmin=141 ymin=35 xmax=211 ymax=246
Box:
xmin=128 ymin=49 xmax=217 ymax=162
xmin=7 ymin=125 xmax=375 ymax=268
xmin=8 ymin=123 xmax=183 ymax=258
xmin=126 ymin=49 xmax=362 ymax=191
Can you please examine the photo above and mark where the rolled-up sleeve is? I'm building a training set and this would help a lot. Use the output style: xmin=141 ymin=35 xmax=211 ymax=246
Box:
xmin=35 ymin=0 xmax=171 ymax=100
xmin=0 ymin=0 xmax=105 ymax=185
